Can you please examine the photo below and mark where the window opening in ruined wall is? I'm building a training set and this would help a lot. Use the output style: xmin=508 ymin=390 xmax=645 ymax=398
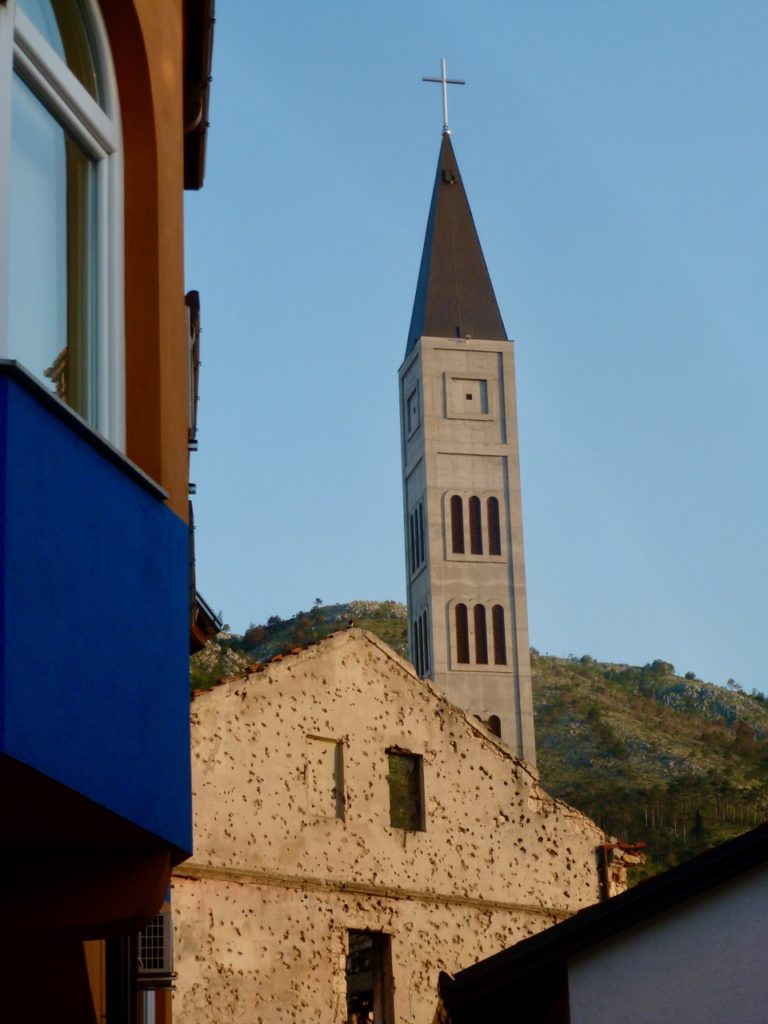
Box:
xmin=305 ymin=736 xmax=344 ymax=819
xmin=387 ymin=750 xmax=424 ymax=831
xmin=345 ymin=930 xmax=395 ymax=1024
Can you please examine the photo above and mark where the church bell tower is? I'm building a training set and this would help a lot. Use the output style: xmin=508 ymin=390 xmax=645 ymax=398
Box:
xmin=399 ymin=126 xmax=536 ymax=767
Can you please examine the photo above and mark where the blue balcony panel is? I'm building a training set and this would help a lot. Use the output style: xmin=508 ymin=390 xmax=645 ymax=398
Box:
xmin=0 ymin=362 xmax=191 ymax=857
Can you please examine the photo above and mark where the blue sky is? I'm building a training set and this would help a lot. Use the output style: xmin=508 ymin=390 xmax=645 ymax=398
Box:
xmin=185 ymin=1 xmax=767 ymax=693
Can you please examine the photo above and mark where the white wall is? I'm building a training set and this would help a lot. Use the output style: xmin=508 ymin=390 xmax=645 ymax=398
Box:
xmin=569 ymin=863 xmax=768 ymax=1024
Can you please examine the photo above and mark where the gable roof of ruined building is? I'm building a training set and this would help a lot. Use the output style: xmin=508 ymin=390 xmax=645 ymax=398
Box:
xmin=191 ymin=627 xmax=604 ymax=831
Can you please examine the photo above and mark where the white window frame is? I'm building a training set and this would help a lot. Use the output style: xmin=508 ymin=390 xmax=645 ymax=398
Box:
xmin=0 ymin=0 xmax=124 ymax=446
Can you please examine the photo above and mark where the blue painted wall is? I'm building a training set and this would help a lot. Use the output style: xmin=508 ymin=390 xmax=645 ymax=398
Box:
xmin=0 ymin=367 xmax=191 ymax=854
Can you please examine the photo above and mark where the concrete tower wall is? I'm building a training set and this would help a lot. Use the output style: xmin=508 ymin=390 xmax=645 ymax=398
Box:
xmin=400 ymin=334 xmax=535 ymax=765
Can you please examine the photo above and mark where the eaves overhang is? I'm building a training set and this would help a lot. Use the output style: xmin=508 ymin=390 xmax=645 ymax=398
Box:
xmin=183 ymin=0 xmax=215 ymax=190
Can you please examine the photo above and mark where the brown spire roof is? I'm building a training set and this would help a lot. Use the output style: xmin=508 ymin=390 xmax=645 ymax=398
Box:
xmin=406 ymin=133 xmax=507 ymax=356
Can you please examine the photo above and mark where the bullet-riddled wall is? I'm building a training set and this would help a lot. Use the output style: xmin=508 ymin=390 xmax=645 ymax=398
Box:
xmin=173 ymin=629 xmax=626 ymax=1023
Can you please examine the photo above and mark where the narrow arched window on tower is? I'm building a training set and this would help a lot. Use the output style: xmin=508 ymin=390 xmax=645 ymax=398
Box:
xmin=409 ymin=502 xmax=426 ymax=575
xmin=487 ymin=497 xmax=501 ymax=556
xmin=412 ymin=621 xmax=420 ymax=675
xmin=409 ymin=512 xmax=417 ymax=574
xmin=421 ymin=610 xmax=428 ymax=675
xmin=455 ymin=603 xmax=469 ymax=663
xmin=450 ymin=495 xmax=465 ymax=554
xmin=474 ymin=604 xmax=488 ymax=664
xmin=422 ymin=610 xmax=430 ymax=674
xmin=492 ymin=604 xmax=507 ymax=665
xmin=469 ymin=496 xmax=483 ymax=554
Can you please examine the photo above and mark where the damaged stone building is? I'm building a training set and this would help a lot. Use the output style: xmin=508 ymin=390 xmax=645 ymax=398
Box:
xmin=173 ymin=628 xmax=632 ymax=1022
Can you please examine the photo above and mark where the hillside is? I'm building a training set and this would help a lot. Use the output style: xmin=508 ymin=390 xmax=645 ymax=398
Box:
xmin=532 ymin=653 xmax=768 ymax=877
xmin=190 ymin=600 xmax=407 ymax=691
xmin=191 ymin=600 xmax=768 ymax=879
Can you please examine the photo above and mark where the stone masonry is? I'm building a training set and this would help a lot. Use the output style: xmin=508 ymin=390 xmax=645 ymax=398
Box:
xmin=173 ymin=629 xmax=627 ymax=1024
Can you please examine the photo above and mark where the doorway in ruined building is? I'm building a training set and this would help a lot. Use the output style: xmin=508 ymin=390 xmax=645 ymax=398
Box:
xmin=345 ymin=930 xmax=394 ymax=1023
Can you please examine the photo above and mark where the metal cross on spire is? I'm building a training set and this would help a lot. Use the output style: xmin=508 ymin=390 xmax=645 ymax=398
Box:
xmin=422 ymin=58 xmax=465 ymax=135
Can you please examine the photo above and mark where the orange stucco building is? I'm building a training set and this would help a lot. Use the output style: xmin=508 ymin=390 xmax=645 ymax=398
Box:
xmin=0 ymin=1 xmax=214 ymax=1020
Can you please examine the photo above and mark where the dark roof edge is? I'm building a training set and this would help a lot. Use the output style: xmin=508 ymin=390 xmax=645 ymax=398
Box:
xmin=183 ymin=0 xmax=215 ymax=190
xmin=405 ymin=152 xmax=441 ymax=356
xmin=442 ymin=821 xmax=768 ymax=1009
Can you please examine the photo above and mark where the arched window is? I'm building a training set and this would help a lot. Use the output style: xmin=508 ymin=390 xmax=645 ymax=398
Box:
xmin=469 ymin=496 xmax=483 ymax=555
xmin=409 ymin=502 xmax=426 ymax=575
xmin=421 ymin=609 xmax=430 ymax=675
xmin=474 ymin=604 xmax=488 ymax=664
xmin=487 ymin=497 xmax=501 ymax=556
xmin=488 ymin=715 xmax=501 ymax=738
xmin=410 ymin=510 xmax=417 ymax=571
xmin=419 ymin=615 xmax=425 ymax=675
xmin=2 ymin=0 xmax=123 ymax=444
xmin=412 ymin=609 xmax=431 ymax=677
xmin=455 ymin=603 xmax=469 ymax=663
xmin=420 ymin=614 xmax=427 ymax=677
xmin=408 ymin=512 xmax=416 ymax=573
xmin=450 ymin=495 xmax=464 ymax=554
xmin=492 ymin=604 xmax=507 ymax=665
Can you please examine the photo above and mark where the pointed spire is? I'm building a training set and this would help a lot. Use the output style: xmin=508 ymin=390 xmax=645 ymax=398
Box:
xmin=406 ymin=134 xmax=507 ymax=356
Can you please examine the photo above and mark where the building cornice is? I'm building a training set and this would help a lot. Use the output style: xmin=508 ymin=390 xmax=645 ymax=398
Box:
xmin=173 ymin=861 xmax=575 ymax=922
